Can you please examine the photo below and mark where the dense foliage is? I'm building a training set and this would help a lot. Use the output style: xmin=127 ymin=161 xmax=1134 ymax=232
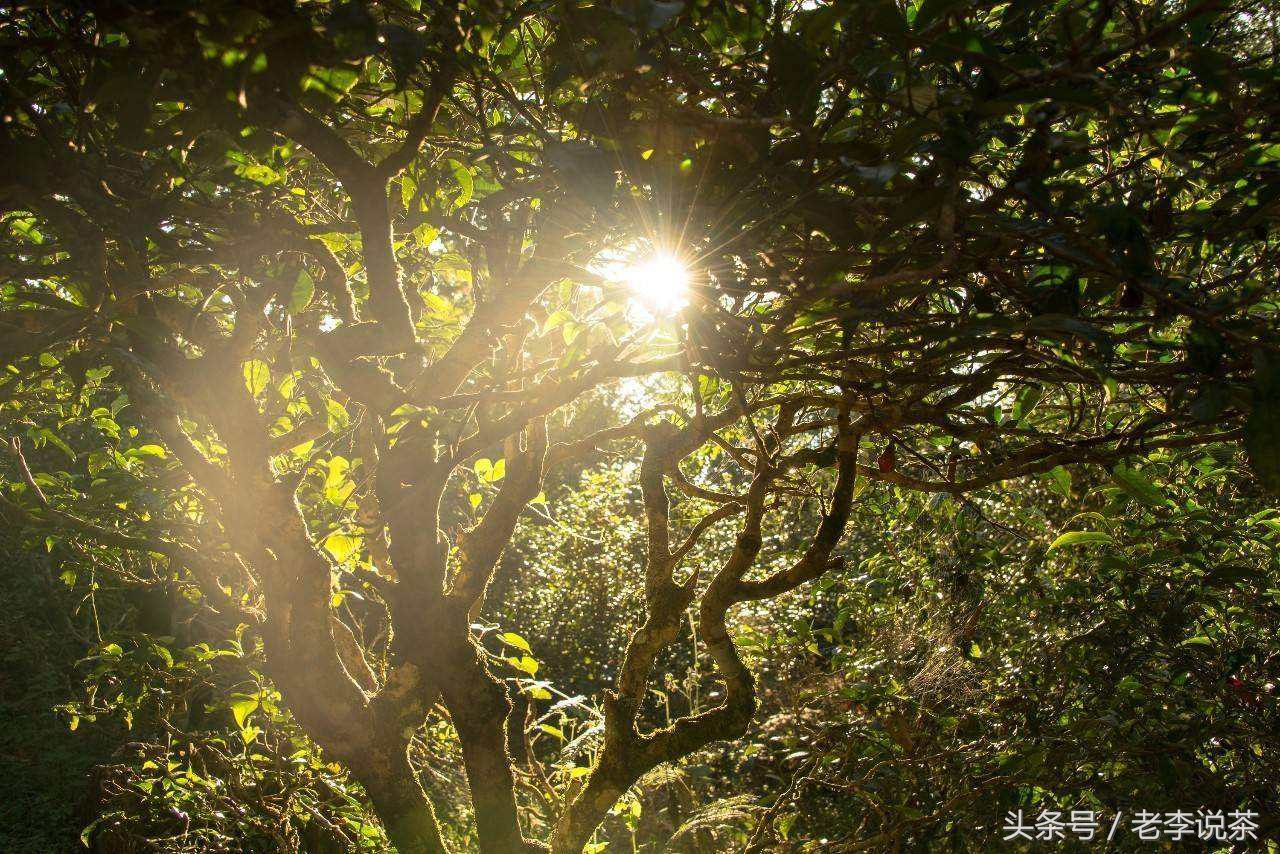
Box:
xmin=2 ymin=0 xmax=1279 ymax=851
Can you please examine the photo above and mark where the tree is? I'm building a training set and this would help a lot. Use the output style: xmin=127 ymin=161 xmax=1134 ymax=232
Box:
xmin=1 ymin=0 xmax=1277 ymax=851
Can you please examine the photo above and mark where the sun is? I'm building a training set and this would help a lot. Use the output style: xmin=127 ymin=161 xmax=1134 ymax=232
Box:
xmin=623 ymin=252 xmax=690 ymax=316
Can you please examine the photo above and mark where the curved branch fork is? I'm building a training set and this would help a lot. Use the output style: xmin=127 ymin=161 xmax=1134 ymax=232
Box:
xmin=550 ymin=398 xmax=860 ymax=853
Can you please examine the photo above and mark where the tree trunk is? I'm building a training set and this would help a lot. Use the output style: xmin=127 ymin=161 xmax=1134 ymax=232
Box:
xmin=359 ymin=749 xmax=449 ymax=854
xmin=440 ymin=645 xmax=546 ymax=853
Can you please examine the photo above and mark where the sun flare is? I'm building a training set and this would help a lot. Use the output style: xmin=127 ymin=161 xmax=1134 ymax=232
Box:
xmin=624 ymin=252 xmax=690 ymax=316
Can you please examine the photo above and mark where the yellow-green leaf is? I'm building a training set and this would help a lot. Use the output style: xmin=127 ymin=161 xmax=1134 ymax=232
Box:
xmin=290 ymin=269 xmax=315 ymax=312
xmin=449 ymin=159 xmax=474 ymax=209
xmin=499 ymin=632 xmax=531 ymax=654
xmin=230 ymin=697 xmax=258 ymax=729
xmin=1048 ymin=531 xmax=1113 ymax=551
xmin=323 ymin=532 xmax=360 ymax=562
xmin=243 ymin=360 xmax=270 ymax=397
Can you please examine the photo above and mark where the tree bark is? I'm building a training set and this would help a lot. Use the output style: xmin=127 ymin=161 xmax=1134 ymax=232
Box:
xmin=439 ymin=639 xmax=546 ymax=853
xmin=381 ymin=575 xmax=543 ymax=854
xmin=359 ymin=749 xmax=450 ymax=854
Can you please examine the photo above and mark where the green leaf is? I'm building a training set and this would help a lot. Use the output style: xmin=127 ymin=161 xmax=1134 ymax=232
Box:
xmin=11 ymin=216 xmax=44 ymax=245
xmin=449 ymin=159 xmax=474 ymax=210
xmin=1046 ymin=465 xmax=1072 ymax=498
xmin=243 ymin=360 xmax=270 ymax=397
xmin=413 ymin=222 xmax=439 ymax=249
xmin=323 ymin=532 xmax=360 ymax=562
xmin=400 ymin=173 xmax=417 ymax=209
xmin=81 ymin=812 xmax=111 ymax=847
xmin=290 ymin=269 xmax=315 ymax=312
xmin=235 ymin=162 xmax=282 ymax=185
xmin=229 ymin=697 xmax=258 ymax=729
xmin=1110 ymin=465 xmax=1167 ymax=507
xmin=36 ymin=428 xmax=75 ymax=459
xmin=499 ymin=632 xmax=531 ymax=654
xmin=1048 ymin=531 xmax=1113 ymax=551
xmin=1180 ymin=635 xmax=1214 ymax=648
xmin=509 ymin=655 xmax=539 ymax=676
xmin=324 ymin=456 xmax=354 ymax=505
xmin=304 ymin=65 xmax=359 ymax=97
xmin=325 ymin=397 xmax=350 ymax=431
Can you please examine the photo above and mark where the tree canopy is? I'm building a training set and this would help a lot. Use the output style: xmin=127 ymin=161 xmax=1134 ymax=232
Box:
xmin=1 ymin=0 xmax=1278 ymax=851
